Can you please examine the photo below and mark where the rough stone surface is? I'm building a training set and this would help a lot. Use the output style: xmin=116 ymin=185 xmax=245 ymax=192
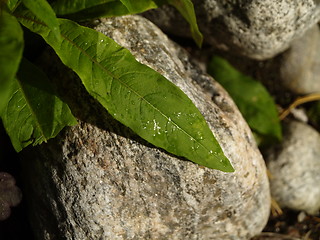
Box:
xmin=0 ymin=172 xmax=22 ymax=221
xmin=21 ymin=16 xmax=270 ymax=239
xmin=279 ymin=24 xmax=320 ymax=94
xmin=266 ymin=120 xmax=320 ymax=215
xmin=143 ymin=0 xmax=320 ymax=60
xmin=201 ymin=24 xmax=320 ymax=106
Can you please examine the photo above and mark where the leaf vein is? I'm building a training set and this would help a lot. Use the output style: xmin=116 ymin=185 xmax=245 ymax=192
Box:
xmin=60 ymin=30 xmax=213 ymax=157
xmin=15 ymin=79 xmax=48 ymax=142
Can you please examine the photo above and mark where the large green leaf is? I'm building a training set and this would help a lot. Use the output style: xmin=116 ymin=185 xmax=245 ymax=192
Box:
xmin=208 ymin=56 xmax=282 ymax=144
xmin=0 ymin=10 xmax=23 ymax=115
xmin=168 ymin=0 xmax=203 ymax=47
xmin=17 ymin=12 xmax=234 ymax=172
xmin=51 ymin=0 xmax=115 ymax=15
xmin=21 ymin=0 xmax=60 ymax=39
xmin=0 ymin=58 xmax=77 ymax=152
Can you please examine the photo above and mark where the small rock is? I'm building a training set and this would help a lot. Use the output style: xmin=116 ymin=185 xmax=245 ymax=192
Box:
xmin=0 ymin=172 xmax=22 ymax=221
xmin=297 ymin=211 xmax=307 ymax=223
xmin=144 ymin=0 xmax=320 ymax=60
xmin=289 ymin=108 xmax=308 ymax=123
xmin=279 ymin=24 xmax=320 ymax=94
xmin=266 ymin=120 xmax=320 ymax=215
xmin=21 ymin=15 xmax=270 ymax=239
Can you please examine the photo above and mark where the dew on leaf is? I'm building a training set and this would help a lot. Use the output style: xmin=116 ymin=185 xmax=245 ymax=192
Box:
xmin=153 ymin=119 xmax=161 ymax=135
xmin=174 ymin=112 xmax=182 ymax=119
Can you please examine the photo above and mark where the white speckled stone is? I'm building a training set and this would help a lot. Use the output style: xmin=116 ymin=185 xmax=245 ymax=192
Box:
xmin=143 ymin=0 xmax=320 ymax=60
xmin=21 ymin=16 xmax=270 ymax=239
xmin=279 ymin=24 xmax=320 ymax=94
xmin=266 ymin=120 xmax=320 ymax=215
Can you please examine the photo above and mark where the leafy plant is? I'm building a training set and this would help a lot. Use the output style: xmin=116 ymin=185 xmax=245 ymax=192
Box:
xmin=0 ymin=0 xmax=233 ymax=172
xmin=208 ymin=56 xmax=282 ymax=146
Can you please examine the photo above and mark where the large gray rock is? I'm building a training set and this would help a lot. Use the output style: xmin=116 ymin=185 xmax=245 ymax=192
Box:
xmin=266 ymin=120 xmax=320 ymax=215
xmin=143 ymin=0 xmax=320 ymax=60
xmin=21 ymin=16 xmax=270 ymax=239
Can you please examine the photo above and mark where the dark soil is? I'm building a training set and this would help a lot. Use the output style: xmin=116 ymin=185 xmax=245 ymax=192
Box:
xmin=253 ymin=209 xmax=320 ymax=240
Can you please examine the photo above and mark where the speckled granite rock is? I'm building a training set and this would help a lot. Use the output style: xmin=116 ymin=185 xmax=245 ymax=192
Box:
xmin=200 ymin=23 xmax=320 ymax=106
xmin=21 ymin=15 xmax=270 ymax=239
xmin=279 ymin=24 xmax=320 ymax=94
xmin=266 ymin=121 xmax=320 ymax=215
xmin=143 ymin=0 xmax=320 ymax=60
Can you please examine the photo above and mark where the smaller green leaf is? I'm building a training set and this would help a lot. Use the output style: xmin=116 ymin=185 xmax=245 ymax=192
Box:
xmin=51 ymin=0 xmax=114 ymax=15
xmin=0 ymin=10 xmax=23 ymax=115
xmin=119 ymin=0 xmax=158 ymax=13
xmin=208 ymin=56 xmax=282 ymax=143
xmin=167 ymin=0 xmax=203 ymax=47
xmin=54 ymin=0 xmax=159 ymax=20
xmin=52 ymin=2 xmax=127 ymax=21
xmin=53 ymin=0 xmax=158 ymax=16
xmin=21 ymin=0 xmax=60 ymax=40
xmin=7 ymin=0 xmax=20 ymax=11
xmin=0 ymin=58 xmax=77 ymax=152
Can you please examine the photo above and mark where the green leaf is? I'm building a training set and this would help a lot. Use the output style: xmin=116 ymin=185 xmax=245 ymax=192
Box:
xmin=167 ymin=0 xmax=203 ymax=47
xmin=7 ymin=0 xmax=20 ymax=11
xmin=53 ymin=0 xmax=159 ymax=21
xmin=52 ymin=0 xmax=158 ymax=16
xmin=0 ymin=10 xmax=23 ymax=115
xmin=51 ymin=0 xmax=115 ymax=15
xmin=119 ymin=0 xmax=157 ymax=13
xmin=208 ymin=56 xmax=282 ymax=144
xmin=0 ymin=58 xmax=77 ymax=152
xmin=21 ymin=0 xmax=60 ymax=40
xmin=61 ymin=1 xmax=128 ymax=20
xmin=17 ymin=12 xmax=234 ymax=172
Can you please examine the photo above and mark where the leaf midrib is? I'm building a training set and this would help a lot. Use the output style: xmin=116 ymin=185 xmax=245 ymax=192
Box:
xmin=15 ymin=77 xmax=46 ymax=144
xmin=17 ymin=14 xmax=216 ymax=161
xmin=61 ymin=29 xmax=215 ymax=159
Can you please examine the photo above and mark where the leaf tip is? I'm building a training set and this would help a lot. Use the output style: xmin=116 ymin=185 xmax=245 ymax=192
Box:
xmin=216 ymin=159 xmax=235 ymax=172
